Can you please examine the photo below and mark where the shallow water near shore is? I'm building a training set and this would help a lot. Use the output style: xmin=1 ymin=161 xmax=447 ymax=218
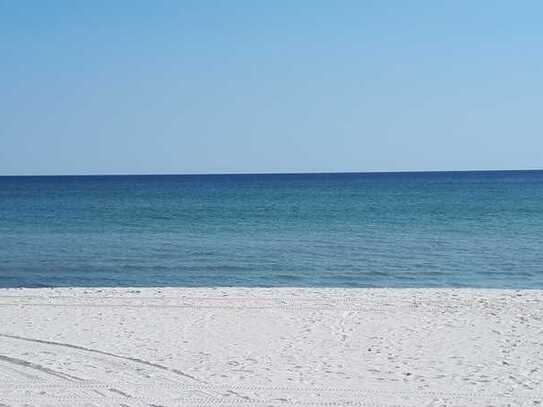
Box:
xmin=1 ymin=170 xmax=543 ymax=288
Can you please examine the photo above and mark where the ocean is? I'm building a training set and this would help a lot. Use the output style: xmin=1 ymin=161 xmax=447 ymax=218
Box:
xmin=1 ymin=171 xmax=542 ymax=288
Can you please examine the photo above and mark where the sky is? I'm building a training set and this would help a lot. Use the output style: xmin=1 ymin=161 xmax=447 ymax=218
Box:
xmin=1 ymin=1 xmax=542 ymax=175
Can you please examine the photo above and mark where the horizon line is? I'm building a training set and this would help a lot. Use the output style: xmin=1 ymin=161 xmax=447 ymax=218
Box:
xmin=0 ymin=168 xmax=542 ymax=177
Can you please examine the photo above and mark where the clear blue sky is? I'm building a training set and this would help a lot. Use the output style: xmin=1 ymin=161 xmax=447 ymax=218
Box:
xmin=1 ymin=1 xmax=542 ymax=175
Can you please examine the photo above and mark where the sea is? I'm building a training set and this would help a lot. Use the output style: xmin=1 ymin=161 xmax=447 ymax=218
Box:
xmin=1 ymin=171 xmax=542 ymax=288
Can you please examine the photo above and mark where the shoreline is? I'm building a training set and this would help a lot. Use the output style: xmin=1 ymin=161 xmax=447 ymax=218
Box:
xmin=1 ymin=287 xmax=542 ymax=406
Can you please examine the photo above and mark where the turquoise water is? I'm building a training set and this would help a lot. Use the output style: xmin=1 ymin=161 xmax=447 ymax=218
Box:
xmin=1 ymin=171 xmax=542 ymax=288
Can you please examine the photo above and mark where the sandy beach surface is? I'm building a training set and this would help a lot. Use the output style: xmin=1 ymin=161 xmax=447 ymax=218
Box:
xmin=0 ymin=288 xmax=542 ymax=406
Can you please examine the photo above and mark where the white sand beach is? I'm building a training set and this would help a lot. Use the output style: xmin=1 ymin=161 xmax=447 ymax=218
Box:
xmin=0 ymin=287 xmax=542 ymax=406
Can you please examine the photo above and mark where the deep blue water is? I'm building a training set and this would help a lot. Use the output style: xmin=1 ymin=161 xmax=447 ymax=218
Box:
xmin=1 ymin=171 xmax=543 ymax=288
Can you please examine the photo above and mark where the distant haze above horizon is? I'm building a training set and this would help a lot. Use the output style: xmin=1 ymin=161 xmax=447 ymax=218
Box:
xmin=1 ymin=1 xmax=542 ymax=176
